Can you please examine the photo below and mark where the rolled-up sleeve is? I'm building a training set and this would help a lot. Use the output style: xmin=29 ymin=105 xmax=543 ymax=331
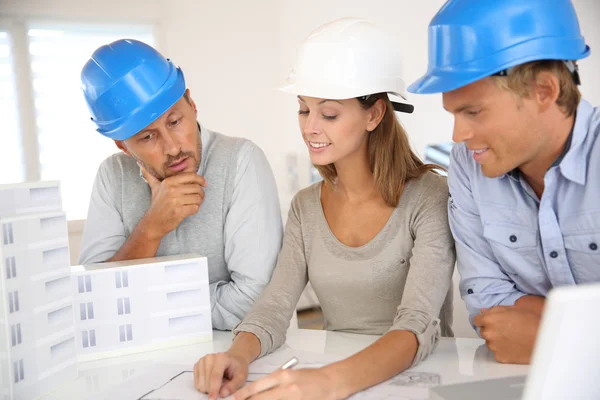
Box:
xmin=448 ymin=144 xmax=525 ymax=328
xmin=387 ymin=174 xmax=455 ymax=366
xmin=211 ymin=142 xmax=283 ymax=330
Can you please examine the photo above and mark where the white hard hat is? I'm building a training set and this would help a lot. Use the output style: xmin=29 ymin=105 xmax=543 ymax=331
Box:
xmin=279 ymin=17 xmax=413 ymax=113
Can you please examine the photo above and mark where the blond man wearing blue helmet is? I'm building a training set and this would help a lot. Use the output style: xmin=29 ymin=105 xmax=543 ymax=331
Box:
xmin=78 ymin=40 xmax=283 ymax=330
xmin=409 ymin=0 xmax=599 ymax=364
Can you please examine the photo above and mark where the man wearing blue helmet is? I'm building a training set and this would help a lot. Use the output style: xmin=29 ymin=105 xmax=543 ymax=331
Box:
xmin=409 ymin=0 xmax=599 ymax=364
xmin=78 ymin=40 xmax=283 ymax=330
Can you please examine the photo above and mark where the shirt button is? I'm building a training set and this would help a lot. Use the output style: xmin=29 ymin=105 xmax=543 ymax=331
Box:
xmin=550 ymin=251 xmax=558 ymax=259
xmin=590 ymin=243 xmax=598 ymax=251
xmin=509 ymin=235 xmax=517 ymax=243
xmin=467 ymin=289 xmax=474 ymax=294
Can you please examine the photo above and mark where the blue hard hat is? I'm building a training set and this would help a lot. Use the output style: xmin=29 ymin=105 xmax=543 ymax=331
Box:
xmin=408 ymin=0 xmax=590 ymax=94
xmin=81 ymin=39 xmax=186 ymax=140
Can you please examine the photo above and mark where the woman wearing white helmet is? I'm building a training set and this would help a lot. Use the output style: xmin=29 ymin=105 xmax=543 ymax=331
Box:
xmin=194 ymin=18 xmax=455 ymax=399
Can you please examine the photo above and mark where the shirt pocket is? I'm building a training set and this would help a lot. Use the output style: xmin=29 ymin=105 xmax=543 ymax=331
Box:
xmin=482 ymin=223 xmax=547 ymax=291
xmin=563 ymin=233 xmax=600 ymax=282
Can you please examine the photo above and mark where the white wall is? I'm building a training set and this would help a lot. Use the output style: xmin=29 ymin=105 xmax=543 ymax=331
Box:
xmin=3 ymin=0 xmax=600 ymax=337
xmin=4 ymin=0 xmax=599 ymax=209
xmin=156 ymin=0 xmax=286 ymax=202
xmin=573 ymin=0 xmax=600 ymax=105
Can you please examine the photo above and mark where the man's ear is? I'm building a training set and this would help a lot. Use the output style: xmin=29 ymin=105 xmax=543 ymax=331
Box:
xmin=533 ymin=71 xmax=560 ymax=113
xmin=115 ymin=140 xmax=131 ymax=156
xmin=185 ymin=89 xmax=198 ymax=115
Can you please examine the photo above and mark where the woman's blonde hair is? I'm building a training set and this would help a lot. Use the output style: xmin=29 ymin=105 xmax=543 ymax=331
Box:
xmin=314 ymin=93 xmax=441 ymax=207
xmin=491 ymin=60 xmax=581 ymax=117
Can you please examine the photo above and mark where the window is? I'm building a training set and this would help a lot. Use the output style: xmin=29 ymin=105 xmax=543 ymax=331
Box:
xmin=79 ymin=302 xmax=94 ymax=320
xmin=0 ymin=31 xmax=24 ymax=184
xmin=85 ymin=375 xmax=99 ymax=392
xmin=8 ymin=291 xmax=19 ymax=313
xmin=13 ymin=359 xmax=24 ymax=383
xmin=117 ymin=297 xmax=131 ymax=315
xmin=82 ymin=329 xmax=96 ymax=348
xmin=115 ymin=270 xmax=129 ymax=289
xmin=11 ymin=324 xmax=22 ymax=346
xmin=30 ymin=25 xmax=155 ymax=220
xmin=5 ymin=257 xmax=16 ymax=279
xmin=77 ymin=275 xmax=92 ymax=293
xmin=122 ymin=368 xmax=136 ymax=380
xmin=2 ymin=22 xmax=155 ymax=219
xmin=2 ymin=223 xmax=14 ymax=245
xmin=119 ymin=324 xmax=133 ymax=342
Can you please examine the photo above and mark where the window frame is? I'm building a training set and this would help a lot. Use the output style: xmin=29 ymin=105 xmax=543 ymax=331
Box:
xmin=0 ymin=17 xmax=157 ymax=228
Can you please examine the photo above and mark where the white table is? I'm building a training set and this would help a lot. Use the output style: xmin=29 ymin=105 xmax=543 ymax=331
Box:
xmin=41 ymin=329 xmax=529 ymax=399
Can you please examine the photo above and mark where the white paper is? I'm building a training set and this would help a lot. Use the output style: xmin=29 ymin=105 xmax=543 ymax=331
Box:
xmin=349 ymin=371 xmax=441 ymax=400
xmin=141 ymin=371 xmax=210 ymax=400
xmin=120 ymin=346 xmax=440 ymax=400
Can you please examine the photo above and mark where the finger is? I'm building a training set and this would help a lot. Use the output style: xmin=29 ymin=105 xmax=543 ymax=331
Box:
xmin=220 ymin=372 xmax=247 ymax=398
xmin=181 ymin=203 xmax=201 ymax=217
xmin=479 ymin=326 xmax=491 ymax=341
xmin=174 ymin=183 xmax=205 ymax=196
xmin=198 ymin=357 xmax=213 ymax=392
xmin=473 ymin=313 xmax=485 ymax=328
xmin=138 ymin=162 xmax=160 ymax=187
xmin=233 ymin=371 xmax=288 ymax=400
xmin=246 ymin=386 xmax=288 ymax=400
xmin=194 ymin=361 xmax=202 ymax=391
xmin=208 ymin=356 xmax=227 ymax=400
xmin=203 ymin=357 xmax=213 ymax=396
xmin=169 ymin=172 xmax=207 ymax=187
xmin=180 ymin=193 xmax=204 ymax=206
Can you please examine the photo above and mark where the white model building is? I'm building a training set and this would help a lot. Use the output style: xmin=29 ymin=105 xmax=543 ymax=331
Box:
xmin=1 ymin=181 xmax=214 ymax=398
xmin=0 ymin=181 xmax=64 ymax=219
xmin=0 ymin=181 xmax=77 ymax=400
xmin=71 ymin=254 xmax=213 ymax=362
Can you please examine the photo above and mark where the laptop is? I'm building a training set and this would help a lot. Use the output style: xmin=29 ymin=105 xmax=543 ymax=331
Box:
xmin=429 ymin=282 xmax=600 ymax=400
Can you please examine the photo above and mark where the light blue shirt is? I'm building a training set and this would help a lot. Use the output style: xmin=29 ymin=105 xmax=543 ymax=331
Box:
xmin=448 ymin=99 xmax=600 ymax=325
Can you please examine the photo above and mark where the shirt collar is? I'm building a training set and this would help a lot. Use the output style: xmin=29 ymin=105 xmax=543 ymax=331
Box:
xmin=503 ymin=99 xmax=594 ymax=185
xmin=558 ymin=99 xmax=594 ymax=185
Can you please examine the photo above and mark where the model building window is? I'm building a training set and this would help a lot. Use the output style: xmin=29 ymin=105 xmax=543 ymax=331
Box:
xmin=119 ymin=324 xmax=133 ymax=342
xmin=2 ymin=223 xmax=14 ymax=245
xmin=86 ymin=375 xmax=100 ymax=392
xmin=115 ymin=270 xmax=129 ymax=289
xmin=78 ymin=275 xmax=92 ymax=293
xmin=117 ymin=297 xmax=131 ymax=315
xmin=10 ymin=323 xmax=22 ymax=346
xmin=13 ymin=359 xmax=24 ymax=383
xmin=80 ymin=302 xmax=94 ymax=320
xmin=8 ymin=291 xmax=19 ymax=313
xmin=82 ymin=329 xmax=97 ymax=348
xmin=5 ymin=256 xmax=16 ymax=279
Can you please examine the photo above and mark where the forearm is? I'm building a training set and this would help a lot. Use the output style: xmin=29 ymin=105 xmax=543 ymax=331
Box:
xmin=514 ymin=295 xmax=546 ymax=316
xmin=228 ymin=332 xmax=261 ymax=365
xmin=322 ymin=330 xmax=418 ymax=399
xmin=106 ymin=215 xmax=163 ymax=262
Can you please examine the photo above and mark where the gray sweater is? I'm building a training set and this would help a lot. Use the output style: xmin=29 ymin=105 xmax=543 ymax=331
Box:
xmin=78 ymin=127 xmax=283 ymax=330
xmin=234 ymin=171 xmax=455 ymax=365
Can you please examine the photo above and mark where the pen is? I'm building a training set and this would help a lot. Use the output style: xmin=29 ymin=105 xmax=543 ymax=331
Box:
xmin=279 ymin=357 xmax=299 ymax=370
